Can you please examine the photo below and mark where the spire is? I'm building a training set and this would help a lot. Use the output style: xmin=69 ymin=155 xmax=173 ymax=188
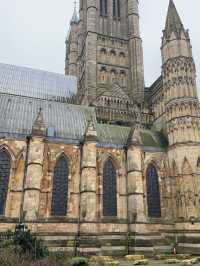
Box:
xmin=85 ymin=117 xmax=97 ymax=142
xmin=71 ymin=1 xmax=78 ymax=24
xmin=127 ymin=125 xmax=141 ymax=146
xmin=32 ymin=108 xmax=46 ymax=136
xmin=164 ymin=0 xmax=185 ymax=39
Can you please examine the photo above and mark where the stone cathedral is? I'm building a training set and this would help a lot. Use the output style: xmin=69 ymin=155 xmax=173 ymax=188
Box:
xmin=0 ymin=0 xmax=200 ymax=256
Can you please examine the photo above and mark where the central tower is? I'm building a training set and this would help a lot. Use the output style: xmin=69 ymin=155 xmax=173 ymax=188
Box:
xmin=66 ymin=0 xmax=145 ymax=115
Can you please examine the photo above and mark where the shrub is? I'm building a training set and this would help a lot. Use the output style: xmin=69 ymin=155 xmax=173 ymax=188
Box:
xmin=13 ymin=229 xmax=49 ymax=260
xmin=71 ymin=257 xmax=88 ymax=266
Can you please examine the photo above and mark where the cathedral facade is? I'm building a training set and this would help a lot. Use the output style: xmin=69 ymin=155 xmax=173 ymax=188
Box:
xmin=0 ymin=0 xmax=200 ymax=256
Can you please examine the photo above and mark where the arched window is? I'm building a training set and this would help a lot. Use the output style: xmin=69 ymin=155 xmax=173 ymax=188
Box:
xmin=100 ymin=66 xmax=107 ymax=83
xmin=146 ymin=164 xmax=161 ymax=218
xmin=120 ymin=70 xmax=126 ymax=87
xmin=100 ymin=0 xmax=108 ymax=16
xmin=0 ymin=149 xmax=11 ymax=215
xmin=113 ymin=0 xmax=120 ymax=18
xmin=111 ymin=69 xmax=117 ymax=83
xmin=103 ymin=159 xmax=117 ymax=216
xmin=51 ymin=156 xmax=69 ymax=216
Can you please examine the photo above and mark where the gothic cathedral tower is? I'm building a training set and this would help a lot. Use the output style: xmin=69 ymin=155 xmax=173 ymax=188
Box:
xmin=162 ymin=0 xmax=200 ymax=220
xmin=65 ymin=0 xmax=145 ymax=119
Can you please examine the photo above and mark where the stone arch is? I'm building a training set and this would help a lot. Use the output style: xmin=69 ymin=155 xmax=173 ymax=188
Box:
xmin=0 ymin=144 xmax=16 ymax=162
xmin=181 ymin=157 xmax=195 ymax=219
xmin=98 ymin=152 xmax=121 ymax=175
xmin=182 ymin=157 xmax=192 ymax=175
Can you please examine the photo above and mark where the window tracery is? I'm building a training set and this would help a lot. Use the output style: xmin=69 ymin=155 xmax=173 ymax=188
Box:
xmin=146 ymin=164 xmax=161 ymax=218
xmin=103 ymin=159 xmax=117 ymax=216
xmin=51 ymin=155 xmax=69 ymax=216
xmin=0 ymin=149 xmax=11 ymax=215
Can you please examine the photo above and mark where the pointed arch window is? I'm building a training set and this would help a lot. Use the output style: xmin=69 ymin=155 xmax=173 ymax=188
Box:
xmin=100 ymin=0 xmax=108 ymax=16
xmin=103 ymin=159 xmax=117 ymax=216
xmin=113 ymin=0 xmax=120 ymax=18
xmin=0 ymin=149 xmax=11 ymax=215
xmin=146 ymin=164 xmax=161 ymax=218
xmin=51 ymin=155 xmax=69 ymax=216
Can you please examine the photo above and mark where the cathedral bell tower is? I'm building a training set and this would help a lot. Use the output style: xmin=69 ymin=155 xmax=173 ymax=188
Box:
xmin=66 ymin=0 xmax=146 ymax=125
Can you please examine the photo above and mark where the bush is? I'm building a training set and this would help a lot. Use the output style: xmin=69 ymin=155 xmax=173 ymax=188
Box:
xmin=71 ymin=257 xmax=88 ymax=266
xmin=0 ymin=228 xmax=49 ymax=261
xmin=12 ymin=229 xmax=49 ymax=260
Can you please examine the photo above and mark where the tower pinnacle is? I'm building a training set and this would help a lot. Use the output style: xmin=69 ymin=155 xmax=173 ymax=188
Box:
xmin=164 ymin=0 xmax=185 ymax=39
xmin=70 ymin=1 xmax=78 ymax=24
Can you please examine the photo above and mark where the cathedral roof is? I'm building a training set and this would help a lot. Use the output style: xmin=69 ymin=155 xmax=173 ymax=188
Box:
xmin=164 ymin=0 xmax=185 ymax=39
xmin=0 ymin=63 xmax=77 ymax=102
xmin=0 ymin=62 xmax=167 ymax=149
xmin=0 ymin=93 xmax=167 ymax=149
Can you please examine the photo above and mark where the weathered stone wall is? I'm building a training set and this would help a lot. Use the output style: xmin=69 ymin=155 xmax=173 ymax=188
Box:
xmin=0 ymin=136 xmax=175 ymax=255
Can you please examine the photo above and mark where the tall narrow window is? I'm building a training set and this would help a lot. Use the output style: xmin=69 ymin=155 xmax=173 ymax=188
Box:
xmin=146 ymin=164 xmax=161 ymax=218
xmin=0 ymin=149 xmax=11 ymax=215
xmin=103 ymin=159 xmax=117 ymax=216
xmin=100 ymin=0 xmax=107 ymax=16
xmin=51 ymin=156 xmax=69 ymax=216
xmin=113 ymin=0 xmax=120 ymax=18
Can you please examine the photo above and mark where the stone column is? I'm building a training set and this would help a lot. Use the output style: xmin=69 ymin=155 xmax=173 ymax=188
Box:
xmin=127 ymin=127 xmax=146 ymax=223
xmin=23 ymin=109 xmax=45 ymax=221
xmin=80 ymin=121 xmax=97 ymax=224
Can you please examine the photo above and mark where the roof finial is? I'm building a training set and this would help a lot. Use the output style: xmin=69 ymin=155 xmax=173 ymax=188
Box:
xmin=32 ymin=108 xmax=46 ymax=136
xmin=71 ymin=0 xmax=78 ymax=24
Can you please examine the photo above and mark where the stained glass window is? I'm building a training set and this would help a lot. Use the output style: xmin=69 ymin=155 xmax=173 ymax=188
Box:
xmin=103 ymin=159 xmax=117 ymax=216
xmin=51 ymin=156 xmax=69 ymax=216
xmin=146 ymin=164 xmax=161 ymax=218
xmin=100 ymin=0 xmax=108 ymax=16
xmin=0 ymin=149 xmax=11 ymax=215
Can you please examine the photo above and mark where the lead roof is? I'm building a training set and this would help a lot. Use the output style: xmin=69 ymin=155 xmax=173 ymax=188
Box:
xmin=0 ymin=63 xmax=77 ymax=102
xmin=0 ymin=63 xmax=167 ymax=148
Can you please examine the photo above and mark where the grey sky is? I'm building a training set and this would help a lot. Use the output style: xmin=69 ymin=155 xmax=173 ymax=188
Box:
xmin=0 ymin=0 xmax=199 ymax=92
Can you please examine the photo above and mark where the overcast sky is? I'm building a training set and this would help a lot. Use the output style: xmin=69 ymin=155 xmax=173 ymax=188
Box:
xmin=0 ymin=0 xmax=199 ymax=92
